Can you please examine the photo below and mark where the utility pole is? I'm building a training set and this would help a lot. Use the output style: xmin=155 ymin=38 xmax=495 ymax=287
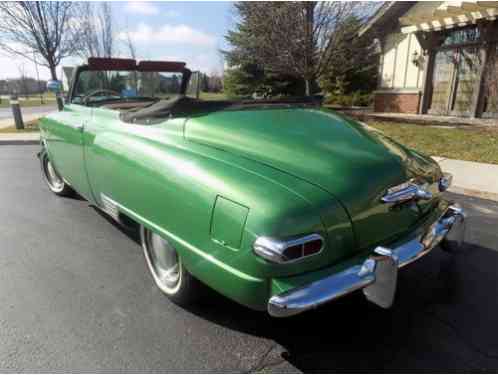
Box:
xmin=33 ymin=51 xmax=44 ymax=104
xmin=11 ymin=93 xmax=24 ymax=130
xmin=196 ymin=72 xmax=201 ymax=99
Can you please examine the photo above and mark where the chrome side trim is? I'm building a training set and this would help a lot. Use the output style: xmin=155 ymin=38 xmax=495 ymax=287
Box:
xmin=100 ymin=193 xmax=120 ymax=221
xmin=268 ymin=204 xmax=465 ymax=317
xmin=99 ymin=194 xmax=264 ymax=283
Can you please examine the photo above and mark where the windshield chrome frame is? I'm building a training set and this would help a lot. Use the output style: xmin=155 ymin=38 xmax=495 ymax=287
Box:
xmin=68 ymin=65 xmax=191 ymax=105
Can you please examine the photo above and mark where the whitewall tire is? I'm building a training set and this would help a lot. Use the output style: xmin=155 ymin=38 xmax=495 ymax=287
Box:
xmin=140 ymin=226 xmax=201 ymax=305
xmin=40 ymin=147 xmax=74 ymax=197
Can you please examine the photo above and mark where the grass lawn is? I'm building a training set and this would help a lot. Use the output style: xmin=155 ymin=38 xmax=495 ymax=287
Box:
xmin=199 ymin=92 xmax=227 ymax=101
xmin=0 ymin=120 xmax=39 ymax=133
xmin=0 ymin=96 xmax=57 ymax=108
xmin=367 ymin=121 xmax=498 ymax=165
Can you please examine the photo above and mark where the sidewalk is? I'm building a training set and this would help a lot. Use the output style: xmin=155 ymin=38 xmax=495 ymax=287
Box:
xmin=341 ymin=109 xmax=498 ymax=128
xmin=0 ymin=113 xmax=49 ymax=129
xmin=0 ymin=132 xmax=39 ymax=144
xmin=433 ymin=156 xmax=498 ymax=202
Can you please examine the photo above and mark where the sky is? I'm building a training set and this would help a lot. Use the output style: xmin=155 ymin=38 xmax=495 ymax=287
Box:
xmin=0 ymin=1 xmax=234 ymax=80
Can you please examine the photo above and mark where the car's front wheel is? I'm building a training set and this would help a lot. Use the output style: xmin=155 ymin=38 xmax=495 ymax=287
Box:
xmin=40 ymin=147 xmax=74 ymax=196
xmin=141 ymin=226 xmax=201 ymax=305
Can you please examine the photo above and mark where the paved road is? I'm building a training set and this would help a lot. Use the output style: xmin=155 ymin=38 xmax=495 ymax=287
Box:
xmin=1 ymin=145 xmax=498 ymax=372
xmin=0 ymin=104 xmax=56 ymax=120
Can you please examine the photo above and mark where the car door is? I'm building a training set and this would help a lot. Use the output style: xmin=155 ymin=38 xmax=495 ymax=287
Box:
xmin=81 ymin=106 xmax=123 ymax=209
xmin=47 ymin=102 xmax=94 ymax=200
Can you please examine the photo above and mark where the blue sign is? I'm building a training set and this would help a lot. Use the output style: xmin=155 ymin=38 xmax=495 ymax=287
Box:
xmin=121 ymin=88 xmax=137 ymax=97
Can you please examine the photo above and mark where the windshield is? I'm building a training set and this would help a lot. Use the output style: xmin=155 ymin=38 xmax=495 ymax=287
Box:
xmin=72 ymin=70 xmax=184 ymax=105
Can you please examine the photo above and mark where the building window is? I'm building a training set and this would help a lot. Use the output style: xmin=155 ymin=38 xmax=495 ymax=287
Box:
xmin=430 ymin=50 xmax=454 ymax=114
xmin=483 ymin=44 xmax=498 ymax=118
xmin=441 ymin=26 xmax=480 ymax=47
xmin=429 ymin=27 xmax=483 ymax=117
xmin=452 ymin=47 xmax=481 ymax=115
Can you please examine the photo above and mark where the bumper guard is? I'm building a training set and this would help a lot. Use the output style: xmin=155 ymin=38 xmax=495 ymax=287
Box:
xmin=268 ymin=204 xmax=465 ymax=317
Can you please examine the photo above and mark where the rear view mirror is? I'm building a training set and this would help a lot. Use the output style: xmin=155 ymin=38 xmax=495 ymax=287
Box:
xmin=47 ymin=80 xmax=63 ymax=94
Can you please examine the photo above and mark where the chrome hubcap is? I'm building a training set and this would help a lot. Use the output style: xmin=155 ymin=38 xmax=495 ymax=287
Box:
xmin=145 ymin=231 xmax=180 ymax=290
xmin=43 ymin=155 xmax=64 ymax=191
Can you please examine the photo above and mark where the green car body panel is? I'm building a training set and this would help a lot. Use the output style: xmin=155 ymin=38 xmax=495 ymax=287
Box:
xmin=39 ymin=99 xmax=446 ymax=311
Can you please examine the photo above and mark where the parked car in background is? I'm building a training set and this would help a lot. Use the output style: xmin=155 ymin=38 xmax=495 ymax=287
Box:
xmin=39 ymin=58 xmax=465 ymax=317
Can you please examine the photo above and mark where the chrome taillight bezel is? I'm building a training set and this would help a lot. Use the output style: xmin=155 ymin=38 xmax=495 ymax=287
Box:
xmin=253 ymin=234 xmax=325 ymax=264
xmin=439 ymin=172 xmax=453 ymax=192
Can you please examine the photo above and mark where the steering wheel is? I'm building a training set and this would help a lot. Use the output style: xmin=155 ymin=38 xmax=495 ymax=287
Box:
xmin=83 ymin=89 xmax=122 ymax=104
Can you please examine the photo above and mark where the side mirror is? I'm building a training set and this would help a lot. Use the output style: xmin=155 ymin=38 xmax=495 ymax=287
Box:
xmin=47 ymin=80 xmax=63 ymax=94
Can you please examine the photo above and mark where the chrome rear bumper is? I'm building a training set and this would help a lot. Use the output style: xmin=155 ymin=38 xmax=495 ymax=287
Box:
xmin=268 ymin=204 xmax=465 ymax=318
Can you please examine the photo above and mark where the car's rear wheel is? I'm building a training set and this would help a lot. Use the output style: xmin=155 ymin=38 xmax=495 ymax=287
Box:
xmin=141 ymin=226 xmax=201 ymax=305
xmin=40 ymin=148 xmax=73 ymax=196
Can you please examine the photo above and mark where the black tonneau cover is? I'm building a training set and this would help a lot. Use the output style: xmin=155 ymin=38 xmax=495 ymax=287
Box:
xmin=120 ymin=96 xmax=323 ymax=124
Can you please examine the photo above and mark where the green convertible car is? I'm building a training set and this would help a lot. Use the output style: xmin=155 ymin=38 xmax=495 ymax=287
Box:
xmin=40 ymin=57 xmax=465 ymax=317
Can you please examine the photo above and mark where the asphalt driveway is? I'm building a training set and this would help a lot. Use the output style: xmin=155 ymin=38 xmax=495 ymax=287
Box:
xmin=1 ymin=145 xmax=498 ymax=372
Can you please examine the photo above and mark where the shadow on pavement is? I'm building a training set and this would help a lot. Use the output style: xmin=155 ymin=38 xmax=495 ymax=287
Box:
xmin=182 ymin=242 xmax=498 ymax=372
xmin=92 ymin=205 xmax=141 ymax=244
xmin=87 ymin=191 xmax=498 ymax=372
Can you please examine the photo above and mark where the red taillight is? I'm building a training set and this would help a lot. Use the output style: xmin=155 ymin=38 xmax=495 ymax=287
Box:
xmin=303 ymin=239 xmax=323 ymax=256
xmin=283 ymin=244 xmax=303 ymax=260
xmin=254 ymin=234 xmax=324 ymax=263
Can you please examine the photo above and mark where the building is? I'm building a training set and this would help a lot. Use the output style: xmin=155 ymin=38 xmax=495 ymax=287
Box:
xmin=0 ymin=78 xmax=46 ymax=95
xmin=361 ymin=1 xmax=498 ymax=119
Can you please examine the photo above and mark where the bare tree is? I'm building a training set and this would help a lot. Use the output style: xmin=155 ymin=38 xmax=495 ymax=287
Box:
xmin=100 ymin=3 xmax=113 ymax=58
xmin=226 ymin=2 xmax=378 ymax=95
xmin=207 ymin=72 xmax=223 ymax=93
xmin=122 ymin=24 xmax=138 ymax=89
xmin=0 ymin=2 xmax=80 ymax=81
xmin=78 ymin=2 xmax=115 ymax=58
xmin=124 ymin=29 xmax=137 ymax=60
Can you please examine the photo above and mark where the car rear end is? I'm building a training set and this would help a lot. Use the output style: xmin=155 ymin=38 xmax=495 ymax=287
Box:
xmin=262 ymin=182 xmax=465 ymax=317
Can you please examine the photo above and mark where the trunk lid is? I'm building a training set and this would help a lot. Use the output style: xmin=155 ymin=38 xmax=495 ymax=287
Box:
xmin=185 ymin=108 xmax=441 ymax=250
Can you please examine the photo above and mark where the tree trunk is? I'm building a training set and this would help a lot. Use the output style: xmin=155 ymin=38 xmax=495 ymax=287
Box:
xmin=49 ymin=63 xmax=64 ymax=111
xmin=305 ymin=78 xmax=311 ymax=96
xmin=303 ymin=2 xmax=315 ymax=97
xmin=49 ymin=64 xmax=58 ymax=80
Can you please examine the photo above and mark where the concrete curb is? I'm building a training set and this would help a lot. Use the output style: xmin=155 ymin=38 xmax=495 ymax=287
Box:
xmin=433 ymin=156 xmax=498 ymax=203
xmin=447 ymin=186 xmax=498 ymax=203
xmin=0 ymin=132 xmax=40 ymax=145
xmin=0 ymin=140 xmax=40 ymax=146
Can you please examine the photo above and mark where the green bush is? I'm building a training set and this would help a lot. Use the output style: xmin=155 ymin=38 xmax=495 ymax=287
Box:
xmin=324 ymin=91 xmax=373 ymax=107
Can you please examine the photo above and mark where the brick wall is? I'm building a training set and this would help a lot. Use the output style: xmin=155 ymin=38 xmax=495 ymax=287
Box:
xmin=374 ymin=92 xmax=421 ymax=113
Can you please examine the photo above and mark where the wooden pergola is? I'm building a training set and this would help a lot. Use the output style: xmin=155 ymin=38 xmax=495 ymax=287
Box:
xmin=399 ymin=1 xmax=498 ymax=118
xmin=400 ymin=1 xmax=498 ymax=33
